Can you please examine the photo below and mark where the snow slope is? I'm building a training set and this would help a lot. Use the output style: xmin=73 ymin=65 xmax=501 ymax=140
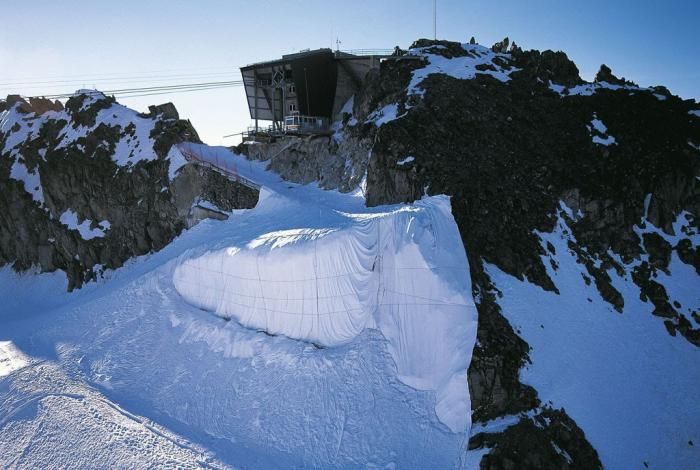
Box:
xmin=0 ymin=144 xmax=478 ymax=468
xmin=486 ymin=207 xmax=700 ymax=469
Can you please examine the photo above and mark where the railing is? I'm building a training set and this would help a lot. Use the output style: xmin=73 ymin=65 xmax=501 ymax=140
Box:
xmin=339 ymin=49 xmax=395 ymax=56
xmin=177 ymin=143 xmax=260 ymax=191
xmin=284 ymin=113 xmax=329 ymax=133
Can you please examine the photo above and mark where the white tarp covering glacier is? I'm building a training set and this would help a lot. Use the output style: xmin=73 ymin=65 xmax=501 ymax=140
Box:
xmin=173 ymin=144 xmax=477 ymax=433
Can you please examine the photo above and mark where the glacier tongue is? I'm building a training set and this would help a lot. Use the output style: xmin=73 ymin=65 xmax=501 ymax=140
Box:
xmin=171 ymin=144 xmax=478 ymax=433
xmin=174 ymin=187 xmax=477 ymax=432
xmin=174 ymin=220 xmax=378 ymax=348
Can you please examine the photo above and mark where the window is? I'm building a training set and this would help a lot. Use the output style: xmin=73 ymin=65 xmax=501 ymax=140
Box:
xmin=289 ymin=103 xmax=297 ymax=112
xmin=288 ymin=85 xmax=296 ymax=94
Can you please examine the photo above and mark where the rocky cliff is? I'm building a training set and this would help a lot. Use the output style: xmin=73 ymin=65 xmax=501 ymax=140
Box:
xmin=241 ymin=38 xmax=699 ymax=468
xmin=0 ymin=92 xmax=258 ymax=290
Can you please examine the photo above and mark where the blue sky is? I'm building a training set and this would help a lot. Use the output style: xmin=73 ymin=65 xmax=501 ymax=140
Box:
xmin=1 ymin=0 xmax=698 ymax=144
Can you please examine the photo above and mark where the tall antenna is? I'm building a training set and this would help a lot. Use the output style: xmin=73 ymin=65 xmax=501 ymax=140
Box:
xmin=433 ymin=0 xmax=436 ymax=40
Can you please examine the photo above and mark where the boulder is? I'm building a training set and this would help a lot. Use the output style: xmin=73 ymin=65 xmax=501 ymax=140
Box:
xmin=148 ymin=102 xmax=179 ymax=120
xmin=28 ymin=97 xmax=64 ymax=114
xmin=594 ymin=64 xmax=635 ymax=86
xmin=5 ymin=94 xmax=32 ymax=113
xmin=491 ymin=37 xmax=510 ymax=53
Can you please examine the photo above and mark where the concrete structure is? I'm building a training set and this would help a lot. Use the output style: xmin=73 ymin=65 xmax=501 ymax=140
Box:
xmin=240 ymin=49 xmax=386 ymax=135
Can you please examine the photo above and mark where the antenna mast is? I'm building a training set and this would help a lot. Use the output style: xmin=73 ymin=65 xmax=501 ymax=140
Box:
xmin=433 ymin=0 xmax=436 ymax=40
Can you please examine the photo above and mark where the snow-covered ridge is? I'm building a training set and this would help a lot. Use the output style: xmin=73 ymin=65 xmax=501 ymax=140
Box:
xmin=1 ymin=93 xmax=158 ymax=165
xmin=549 ymin=79 xmax=662 ymax=98
xmin=0 ymin=91 xmax=187 ymax=209
xmin=407 ymin=43 xmax=520 ymax=97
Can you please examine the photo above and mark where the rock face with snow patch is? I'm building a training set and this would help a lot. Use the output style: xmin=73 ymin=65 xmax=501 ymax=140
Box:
xmin=353 ymin=38 xmax=699 ymax=468
xmin=244 ymin=38 xmax=698 ymax=468
xmin=0 ymin=92 xmax=258 ymax=289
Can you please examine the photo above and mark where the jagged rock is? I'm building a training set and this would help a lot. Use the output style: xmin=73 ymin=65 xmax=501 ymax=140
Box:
xmin=238 ymin=133 xmax=371 ymax=193
xmin=676 ymin=238 xmax=700 ymax=274
xmin=65 ymin=93 xmax=116 ymax=127
xmin=594 ymin=63 xmax=635 ymax=86
xmin=471 ymin=408 xmax=602 ymax=469
xmin=643 ymin=232 xmax=672 ymax=272
xmin=512 ymin=49 xmax=582 ymax=87
xmin=491 ymin=37 xmax=510 ymax=53
xmin=171 ymin=163 xmax=258 ymax=226
xmin=409 ymin=38 xmax=470 ymax=58
xmin=5 ymin=94 xmax=32 ymax=113
xmin=28 ymin=97 xmax=64 ymax=114
xmin=509 ymin=41 xmax=522 ymax=55
xmin=0 ymin=92 xmax=257 ymax=289
xmin=148 ymin=102 xmax=179 ymax=120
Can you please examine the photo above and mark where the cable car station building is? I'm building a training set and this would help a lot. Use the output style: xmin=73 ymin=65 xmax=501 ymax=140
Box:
xmin=240 ymin=48 xmax=388 ymax=138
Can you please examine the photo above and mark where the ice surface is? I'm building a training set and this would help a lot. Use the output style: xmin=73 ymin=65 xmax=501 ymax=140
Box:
xmin=0 ymin=360 xmax=225 ymax=468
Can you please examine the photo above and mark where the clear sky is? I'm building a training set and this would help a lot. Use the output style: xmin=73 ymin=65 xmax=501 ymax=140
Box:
xmin=1 ymin=0 xmax=698 ymax=145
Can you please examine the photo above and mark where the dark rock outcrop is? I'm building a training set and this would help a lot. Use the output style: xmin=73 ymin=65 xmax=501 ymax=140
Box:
xmin=0 ymin=92 xmax=259 ymax=290
xmin=334 ymin=38 xmax=698 ymax=466
xmin=491 ymin=37 xmax=510 ymax=54
xmin=594 ymin=64 xmax=634 ymax=86
xmin=148 ymin=102 xmax=179 ymax=120
xmin=470 ymin=409 xmax=602 ymax=469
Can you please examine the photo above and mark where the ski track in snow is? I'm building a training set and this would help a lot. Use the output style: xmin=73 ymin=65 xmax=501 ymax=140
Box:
xmin=0 ymin=143 xmax=477 ymax=468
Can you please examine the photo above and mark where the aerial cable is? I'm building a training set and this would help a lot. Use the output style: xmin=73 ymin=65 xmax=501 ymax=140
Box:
xmin=27 ymin=79 xmax=252 ymax=99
